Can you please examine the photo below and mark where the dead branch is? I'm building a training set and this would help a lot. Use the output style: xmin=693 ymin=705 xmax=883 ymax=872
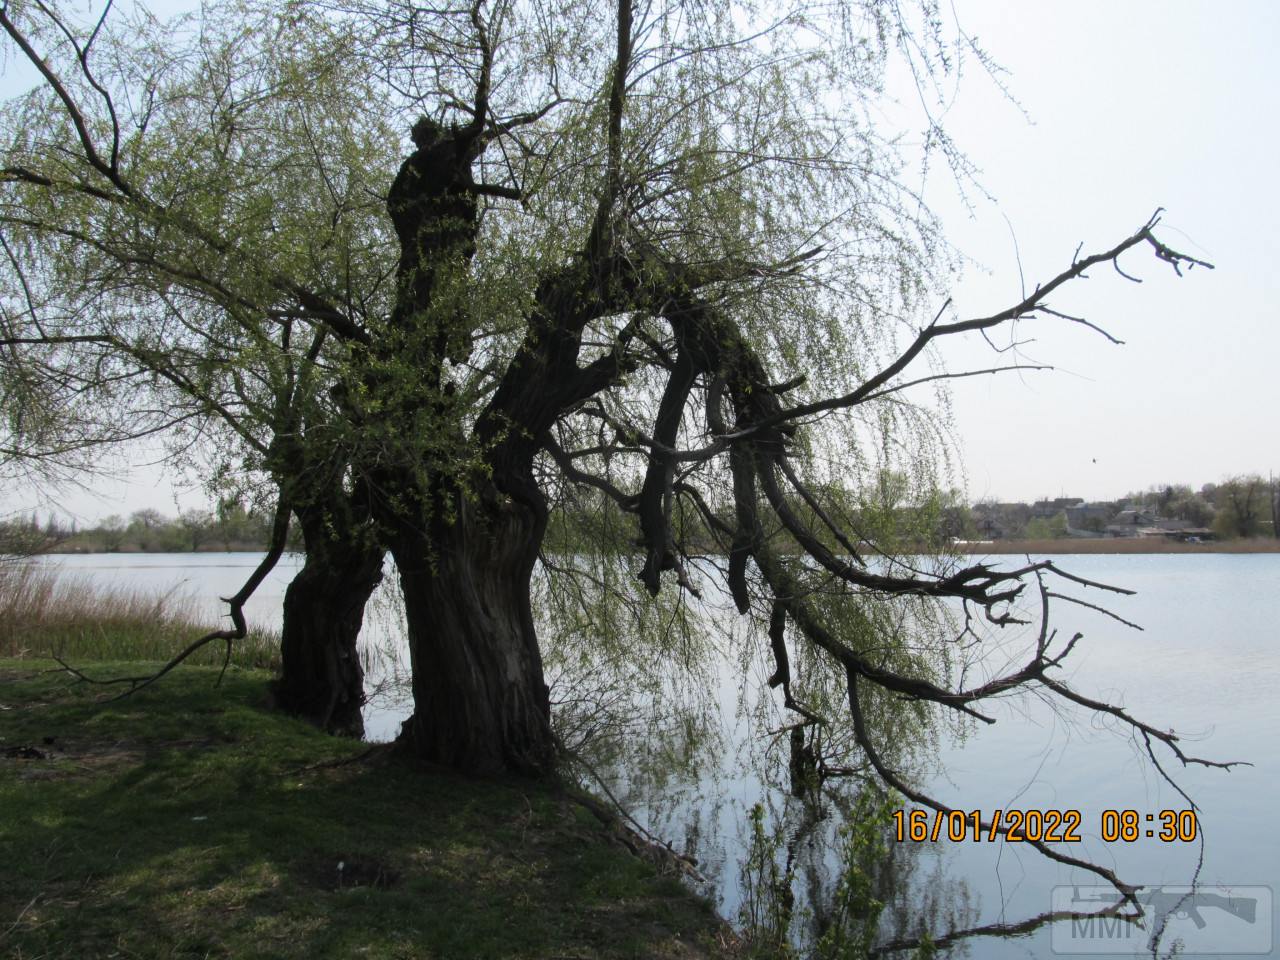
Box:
xmin=55 ymin=497 xmax=291 ymax=698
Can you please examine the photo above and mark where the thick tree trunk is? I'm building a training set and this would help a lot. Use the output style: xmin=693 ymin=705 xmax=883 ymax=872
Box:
xmin=272 ymin=511 xmax=385 ymax=737
xmin=371 ymin=119 xmax=555 ymax=774
xmin=392 ymin=490 xmax=555 ymax=776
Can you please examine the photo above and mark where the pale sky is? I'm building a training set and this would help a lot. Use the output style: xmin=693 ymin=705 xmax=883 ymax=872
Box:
xmin=4 ymin=0 xmax=1277 ymax=522
xmin=928 ymin=1 xmax=1279 ymax=504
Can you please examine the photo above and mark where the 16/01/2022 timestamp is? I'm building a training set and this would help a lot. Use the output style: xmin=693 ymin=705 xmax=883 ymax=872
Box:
xmin=892 ymin=809 xmax=1198 ymax=844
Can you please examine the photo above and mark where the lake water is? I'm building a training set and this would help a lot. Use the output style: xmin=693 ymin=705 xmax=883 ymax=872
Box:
xmin=35 ymin=551 xmax=1280 ymax=958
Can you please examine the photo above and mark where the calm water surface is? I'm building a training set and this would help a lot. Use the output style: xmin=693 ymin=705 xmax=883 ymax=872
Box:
xmin=40 ymin=551 xmax=1280 ymax=957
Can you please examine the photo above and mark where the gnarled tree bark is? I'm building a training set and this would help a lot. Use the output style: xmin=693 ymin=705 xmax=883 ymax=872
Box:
xmin=390 ymin=482 xmax=554 ymax=775
xmin=273 ymin=503 xmax=384 ymax=737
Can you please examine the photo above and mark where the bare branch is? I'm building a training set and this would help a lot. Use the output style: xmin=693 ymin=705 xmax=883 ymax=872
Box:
xmin=56 ymin=497 xmax=291 ymax=698
xmin=724 ymin=220 xmax=1214 ymax=438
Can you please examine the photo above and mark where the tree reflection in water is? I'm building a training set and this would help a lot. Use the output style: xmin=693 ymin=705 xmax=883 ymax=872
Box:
xmin=533 ymin=559 xmax=1160 ymax=957
xmin=534 ymin=561 xmax=955 ymax=953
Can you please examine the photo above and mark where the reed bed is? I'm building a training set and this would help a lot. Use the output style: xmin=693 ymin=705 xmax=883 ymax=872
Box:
xmin=0 ymin=562 xmax=280 ymax=669
xmin=955 ymin=537 xmax=1280 ymax=555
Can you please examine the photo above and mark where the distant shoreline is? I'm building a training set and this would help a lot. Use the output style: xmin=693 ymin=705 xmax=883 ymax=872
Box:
xmin=32 ymin=537 xmax=1280 ymax=559
xmin=44 ymin=540 xmax=272 ymax=555
xmin=953 ymin=537 xmax=1280 ymax=555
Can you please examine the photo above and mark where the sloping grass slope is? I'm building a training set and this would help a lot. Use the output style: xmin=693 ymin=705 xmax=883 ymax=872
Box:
xmin=0 ymin=662 xmax=733 ymax=959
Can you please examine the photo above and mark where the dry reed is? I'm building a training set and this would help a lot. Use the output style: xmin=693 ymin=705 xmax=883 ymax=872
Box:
xmin=0 ymin=562 xmax=280 ymax=668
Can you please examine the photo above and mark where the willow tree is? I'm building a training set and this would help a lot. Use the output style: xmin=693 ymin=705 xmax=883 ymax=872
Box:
xmin=0 ymin=0 xmax=392 ymax=732
xmin=2 ymin=0 xmax=1227 ymax=898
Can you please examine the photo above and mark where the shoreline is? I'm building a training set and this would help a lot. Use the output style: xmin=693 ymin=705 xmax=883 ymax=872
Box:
xmin=953 ymin=537 xmax=1279 ymax=555
xmin=31 ymin=537 xmax=1280 ymax=559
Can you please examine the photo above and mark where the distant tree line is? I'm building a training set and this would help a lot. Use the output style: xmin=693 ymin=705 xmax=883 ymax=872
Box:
xmin=972 ymin=474 xmax=1279 ymax=541
xmin=544 ymin=471 xmax=981 ymax=556
xmin=6 ymin=473 xmax=1275 ymax=558
xmin=0 ymin=501 xmax=284 ymax=555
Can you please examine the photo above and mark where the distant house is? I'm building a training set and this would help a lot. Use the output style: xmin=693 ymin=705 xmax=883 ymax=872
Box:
xmin=972 ymin=501 xmax=1033 ymax=539
xmin=1110 ymin=508 xmax=1156 ymax=527
xmin=1104 ymin=508 xmax=1210 ymax=539
xmin=1065 ymin=503 xmax=1113 ymax=537
xmin=1031 ymin=497 xmax=1084 ymax=519
xmin=969 ymin=497 xmax=1217 ymax=543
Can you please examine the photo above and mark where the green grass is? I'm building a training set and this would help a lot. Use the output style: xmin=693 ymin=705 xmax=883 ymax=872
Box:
xmin=0 ymin=564 xmax=280 ymax=669
xmin=0 ymin=660 xmax=736 ymax=959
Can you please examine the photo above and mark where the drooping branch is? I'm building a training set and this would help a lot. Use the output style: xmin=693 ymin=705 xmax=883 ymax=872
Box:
xmin=565 ymin=268 xmax=1238 ymax=902
xmin=559 ymin=222 xmax=1214 ymax=626
xmin=867 ymin=893 xmax=1140 ymax=957
xmin=1038 ymin=672 xmax=1249 ymax=772
xmin=542 ymin=431 xmax=639 ymax=512
xmin=0 ymin=9 xmax=372 ymax=348
xmin=755 ymin=457 xmax=1027 ymax=614
xmin=763 ymin=552 xmax=1245 ymax=902
xmin=55 ymin=495 xmax=292 ymax=697
xmin=0 ymin=323 xmax=272 ymax=456
xmin=844 ymin=668 xmax=1140 ymax=896
xmin=775 ymin=456 xmax=865 ymax=565
xmin=0 ymin=4 xmax=131 ymax=197
xmin=636 ymin=305 xmax=701 ymax=594
xmin=724 ymin=215 xmax=1214 ymax=439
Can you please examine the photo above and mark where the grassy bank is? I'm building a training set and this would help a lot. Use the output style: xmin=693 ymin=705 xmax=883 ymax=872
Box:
xmin=0 ymin=563 xmax=279 ymax=668
xmin=0 ymin=660 xmax=735 ymax=959
xmin=954 ymin=537 xmax=1280 ymax=555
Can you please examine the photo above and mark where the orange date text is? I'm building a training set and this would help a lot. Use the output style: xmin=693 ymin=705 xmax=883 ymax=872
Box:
xmin=892 ymin=808 xmax=1083 ymax=843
